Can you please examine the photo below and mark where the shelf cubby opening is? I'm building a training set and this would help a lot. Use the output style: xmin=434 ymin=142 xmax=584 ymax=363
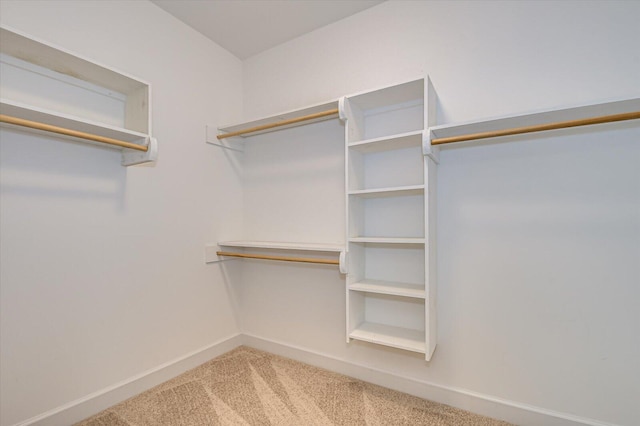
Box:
xmin=345 ymin=79 xmax=425 ymax=143
xmin=348 ymin=145 xmax=424 ymax=192
xmin=348 ymin=193 xmax=425 ymax=239
xmin=347 ymin=242 xmax=425 ymax=286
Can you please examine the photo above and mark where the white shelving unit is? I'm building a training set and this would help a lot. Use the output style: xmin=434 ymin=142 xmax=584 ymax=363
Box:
xmin=341 ymin=78 xmax=438 ymax=360
xmin=203 ymin=74 xmax=637 ymax=362
xmin=0 ymin=26 xmax=157 ymax=166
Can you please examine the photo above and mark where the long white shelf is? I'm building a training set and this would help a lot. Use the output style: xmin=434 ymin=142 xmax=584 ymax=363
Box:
xmin=0 ymin=99 xmax=149 ymax=145
xmin=0 ymin=26 xmax=156 ymax=166
xmin=207 ymin=241 xmax=347 ymax=273
xmin=217 ymin=100 xmax=340 ymax=138
xmin=217 ymin=240 xmax=344 ymax=252
xmin=0 ymin=99 xmax=157 ymax=167
xmin=348 ymin=184 xmax=424 ymax=198
xmin=429 ymin=96 xmax=640 ymax=144
xmin=346 ymin=79 xmax=424 ymax=112
xmin=348 ymin=130 xmax=423 ymax=153
xmin=349 ymin=279 xmax=425 ymax=299
xmin=349 ymin=322 xmax=426 ymax=354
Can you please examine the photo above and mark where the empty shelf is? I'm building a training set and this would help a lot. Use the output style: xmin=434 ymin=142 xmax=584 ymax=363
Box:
xmin=429 ymin=97 xmax=640 ymax=145
xmin=349 ymin=279 xmax=425 ymax=299
xmin=217 ymin=241 xmax=344 ymax=252
xmin=348 ymin=130 xmax=423 ymax=153
xmin=348 ymin=184 xmax=424 ymax=198
xmin=218 ymin=100 xmax=340 ymax=138
xmin=350 ymin=322 xmax=426 ymax=354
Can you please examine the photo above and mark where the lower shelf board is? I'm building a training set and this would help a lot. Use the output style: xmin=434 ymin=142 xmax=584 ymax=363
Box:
xmin=349 ymin=322 xmax=426 ymax=354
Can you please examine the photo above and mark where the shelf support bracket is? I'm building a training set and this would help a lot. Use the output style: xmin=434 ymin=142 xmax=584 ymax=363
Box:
xmin=122 ymin=137 xmax=158 ymax=166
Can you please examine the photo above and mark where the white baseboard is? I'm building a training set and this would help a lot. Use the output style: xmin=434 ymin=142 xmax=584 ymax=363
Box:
xmin=12 ymin=333 xmax=243 ymax=426
xmin=241 ymin=334 xmax=619 ymax=426
xmin=12 ymin=332 xmax=618 ymax=426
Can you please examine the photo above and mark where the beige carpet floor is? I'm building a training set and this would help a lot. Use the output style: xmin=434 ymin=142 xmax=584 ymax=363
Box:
xmin=76 ymin=346 xmax=511 ymax=426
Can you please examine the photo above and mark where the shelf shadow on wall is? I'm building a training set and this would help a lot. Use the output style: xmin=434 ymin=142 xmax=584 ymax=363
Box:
xmin=0 ymin=127 xmax=127 ymax=210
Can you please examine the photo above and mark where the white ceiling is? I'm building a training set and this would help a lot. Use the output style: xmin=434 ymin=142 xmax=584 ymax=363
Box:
xmin=152 ymin=0 xmax=384 ymax=59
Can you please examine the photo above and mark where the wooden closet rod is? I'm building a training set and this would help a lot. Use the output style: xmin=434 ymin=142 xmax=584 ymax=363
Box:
xmin=431 ymin=111 xmax=640 ymax=145
xmin=217 ymin=108 xmax=340 ymax=140
xmin=216 ymin=251 xmax=340 ymax=265
xmin=0 ymin=114 xmax=149 ymax=152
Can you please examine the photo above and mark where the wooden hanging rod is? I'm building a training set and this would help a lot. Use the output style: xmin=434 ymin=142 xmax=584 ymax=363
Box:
xmin=217 ymin=108 xmax=340 ymax=140
xmin=0 ymin=114 xmax=149 ymax=152
xmin=216 ymin=251 xmax=339 ymax=265
xmin=431 ymin=111 xmax=640 ymax=145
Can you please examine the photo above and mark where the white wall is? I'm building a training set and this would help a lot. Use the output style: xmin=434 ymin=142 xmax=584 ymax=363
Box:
xmin=2 ymin=1 xmax=638 ymax=425
xmin=0 ymin=1 xmax=244 ymax=425
xmin=241 ymin=1 xmax=640 ymax=425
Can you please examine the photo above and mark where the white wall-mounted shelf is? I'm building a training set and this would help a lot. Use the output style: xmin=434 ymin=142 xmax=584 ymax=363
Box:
xmin=215 ymin=100 xmax=340 ymax=139
xmin=0 ymin=26 xmax=156 ymax=166
xmin=343 ymin=77 xmax=438 ymax=360
xmin=428 ymin=97 xmax=640 ymax=146
xmin=217 ymin=241 xmax=344 ymax=252
xmin=206 ymin=241 xmax=347 ymax=273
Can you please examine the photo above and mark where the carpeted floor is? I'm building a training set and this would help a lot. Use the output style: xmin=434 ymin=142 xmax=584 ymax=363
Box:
xmin=76 ymin=346 xmax=511 ymax=425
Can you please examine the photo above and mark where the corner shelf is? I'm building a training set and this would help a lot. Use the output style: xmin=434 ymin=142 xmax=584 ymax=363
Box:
xmin=0 ymin=26 xmax=156 ymax=166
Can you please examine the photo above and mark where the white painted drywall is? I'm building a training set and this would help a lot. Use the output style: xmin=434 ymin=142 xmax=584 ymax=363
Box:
xmin=240 ymin=1 xmax=640 ymax=425
xmin=0 ymin=1 xmax=243 ymax=425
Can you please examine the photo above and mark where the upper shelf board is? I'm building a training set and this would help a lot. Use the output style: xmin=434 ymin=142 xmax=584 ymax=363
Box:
xmin=0 ymin=28 xmax=147 ymax=98
xmin=429 ymin=96 xmax=640 ymax=144
xmin=0 ymin=27 xmax=147 ymax=96
xmin=217 ymin=100 xmax=340 ymax=139
xmin=217 ymin=241 xmax=345 ymax=252
xmin=346 ymin=79 xmax=424 ymax=111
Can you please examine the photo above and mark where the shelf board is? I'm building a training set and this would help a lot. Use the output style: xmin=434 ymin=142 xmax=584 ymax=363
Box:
xmin=0 ymin=98 xmax=149 ymax=147
xmin=348 ymin=184 xmax=424 ymax=198
xmin=349 ymin=322 xmax=426 ymax=354
xmin=430 ymin=96 xmax=640 ymax=143
xmin=217 ymin=240 xmax=344 ymax=253
xmin=0 ymin=27 xmax=146 ymax=95
xmin=218 ymin=100 xmax=340 ymax=138
xmin=349 ymin=237 xmax=425 ymax=245
xmin=348 ymin=130 xmax=423 ymax=153
xmin=349 ymin=280 xmax=425 ymax=299
xmin=347 ymin=79 xmax=424 ymax=111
